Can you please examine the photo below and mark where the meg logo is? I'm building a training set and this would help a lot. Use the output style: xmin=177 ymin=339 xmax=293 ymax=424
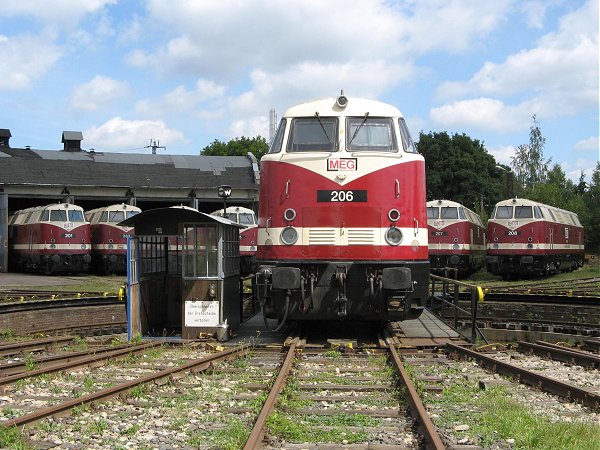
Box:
xmin=327 ymin=158 xmax=357 ymax=171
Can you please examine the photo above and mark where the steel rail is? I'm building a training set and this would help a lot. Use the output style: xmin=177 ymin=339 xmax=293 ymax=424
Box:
xmin=386 ymin=338 xmax=446 ymax=450
xmin=518 ymin=341 xmax=600 ymax=369
xmin=446 ymin=342 xmax=599 ymax=411
xmin=0 ymin=343 xmax=136 ymax=377
xmin=0 ymin=296 xmax=121 ymax=313
xmin=2 ymin=344 xmax=249 ymax=429
xmin=0 ymin=335 xmax=75 ymax=357
xmin=0 ymin=341 xmax=163 ymax=386
xmin=243 ymin=340 xmax=298 ymax=449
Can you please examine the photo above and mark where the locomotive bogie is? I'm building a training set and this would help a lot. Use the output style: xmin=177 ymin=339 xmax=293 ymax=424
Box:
xmin=256 ymin=95 xmax=429 ymax=325
xmin=257 ymin=261 xmax=428 ymax=322
xmin=486 ymin=198 xmax=584 ymax=278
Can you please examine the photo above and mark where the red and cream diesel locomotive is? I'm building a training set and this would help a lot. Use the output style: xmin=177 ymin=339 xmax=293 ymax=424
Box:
xmin=426 ymin=199 xmax=486 ymax=277
xmin=85 ymin=203 xmax=141 ymax=274
xmin=255 ymin=94 xmax=429 ymax=327
xmin=8 ymin=202 xmax=92 ymax=274
xmin=486 ymin=198 xmax=584 ymax=278
xmin=210 ymin=206 xmax=258 ymax=275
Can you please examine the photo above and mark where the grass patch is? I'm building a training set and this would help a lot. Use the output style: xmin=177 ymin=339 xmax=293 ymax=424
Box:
xmin=0 ymin=426 xmax=31 ymax=449
xmin=266 ymin=412 xmax=370 ymax=443
xmin=187 ymin=417 xmax=250 ymax=450
xmin=424 ymin=372 xmax=600 ymax=449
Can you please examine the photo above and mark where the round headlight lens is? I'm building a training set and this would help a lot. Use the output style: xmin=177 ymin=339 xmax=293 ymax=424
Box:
xmin=452 ymin=243 xmax=459 ymax=250
xmin=280 ymin=226 xmax=298 ymax=245
xmin=283 ymin=208 xmax=296 ymax=222
xmin=385 ymin=227 xmax=402 ymax=246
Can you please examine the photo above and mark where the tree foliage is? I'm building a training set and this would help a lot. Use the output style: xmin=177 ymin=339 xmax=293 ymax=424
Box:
xmin=201 ymin=136 xmax=269 ymax=160
xmin=417 ymin=131 xmax=506 ymax=215
xmin=510 ymin=115 xmax=551 ymax=190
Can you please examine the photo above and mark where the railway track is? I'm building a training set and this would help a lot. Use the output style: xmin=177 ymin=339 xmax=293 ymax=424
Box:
xmin=1 ymin=330 xmax=598 ymax=448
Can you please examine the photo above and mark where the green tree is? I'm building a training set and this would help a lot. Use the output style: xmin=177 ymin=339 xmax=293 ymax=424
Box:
xmin=417 ymin=131 xmax=506 ymax=215
xmin=510 ymin=115 xmax=551 ymax=190
xmin=583 ymin=162 xmax=600 ymax=254
xmin=201 ymin=136 xmax=269 ymax=160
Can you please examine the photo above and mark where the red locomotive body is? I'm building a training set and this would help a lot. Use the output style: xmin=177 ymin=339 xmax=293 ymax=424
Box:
xmin=85 ymin=204 xmax=141 ymax=274
xmin=210 ymin=206 xmax=257 ymax=275
xmin=8 ymin=203 xmax=91 ymax=274
xmin=256 ymin=95 xmax=429 ymax=326
xmin=427 ymin=199 xmax=486 ymax=277
xmin=486 ymin=198 xmax=584 ymax=278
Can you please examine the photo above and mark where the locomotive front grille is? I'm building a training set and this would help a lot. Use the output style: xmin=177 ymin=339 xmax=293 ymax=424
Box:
xmin=307 ymin=228 xmax=337 ymax=245
xmin=347 ymin=228 xmax=376 ymax=245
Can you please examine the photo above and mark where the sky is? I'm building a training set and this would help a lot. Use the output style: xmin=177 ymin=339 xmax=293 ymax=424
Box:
xmin=0 ymin=0 xmax=598 ymax=182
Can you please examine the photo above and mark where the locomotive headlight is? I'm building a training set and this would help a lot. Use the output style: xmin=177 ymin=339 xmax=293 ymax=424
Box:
xmin=280 ymin=226 xmax=298 ymax=245
xmin=385 ymin=227 xmax=402 ymax=246
xmin=283 ymin=208 xmax=296 ymax=222
xmin=388 ymin=209 xmax=400 ymax=222
xmin=453 ymin=244 xmax=459 ymax=250
xmin=493 ymin=243 xmax=499 ymax=249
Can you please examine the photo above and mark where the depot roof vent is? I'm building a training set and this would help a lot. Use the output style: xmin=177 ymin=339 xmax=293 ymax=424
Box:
xmin=0 ymin=129 xmax=11 ymax=147
xmin=62 ymin=131 xmax=83 ymax=152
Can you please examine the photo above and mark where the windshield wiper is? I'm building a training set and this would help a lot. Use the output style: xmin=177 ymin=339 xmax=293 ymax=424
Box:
xmin=349 ymin=112 xmax=370 ymax=145
xmin=314 ymin=112 xmax=332 ymax=145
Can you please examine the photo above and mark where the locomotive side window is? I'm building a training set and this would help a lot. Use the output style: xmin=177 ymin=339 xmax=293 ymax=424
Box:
xmin=268 ymin=119 xmax=286 ymax=154
xmin=458 ymin=208 xmax=466 ymax=220
xmin=50 ymin=210 xmax=67 ymax=222
xmin=287 ymin=117 xmax=338 ymax=152
xmin=427 ymin=207 xmax=439 ymax=219
xmin=534 ymin=206 xmax=543 ymax=219
xmin=347 ymin=117 xmax=396 ymax=152
xmin=515 ymin=206 xmax=533 ymax=218
xmin=126 ymin=210 xmax=139 ymax=219
xmin=440 ymin=207 xmax=458 ymax=219
xmin=495 ymin=206 xmax=512 ymax=219
xmin=398 ymin=118 xmax=417 ymax=153
xmin=100 ymin=211 xmax=109 ymax=222
xmin=40 ymin=210 xmax=50 ymax=221
xmin=225 ymin=213 xmax=238 ymax=222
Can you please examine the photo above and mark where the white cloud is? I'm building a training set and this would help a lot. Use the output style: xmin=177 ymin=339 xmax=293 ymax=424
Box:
xmin=84 ymin=117 xmax=186 ymax=150
xmin=430 ymin=97 xmax=533 ymax=133
xmin=488 ymin=144 xmax=517 ymax=165
xmin=0 ymin=34 xmax=62 ymax=91
xmin=435 ymin=0 xmax=598 ymax=128
xmin=0 ymin=0 xmax=116 ymax=24
xmin=127 ymin=0 xmax=509 ymax=79
xmin=574 ymin=136 xmax=600 ymax=152
xmin=135 ymin=79 xmax=226 ymax=116
xmin=70 ymin=76 xmax=130 ymax=111
xmin=520 ymin=1 xmax=549 ymax=29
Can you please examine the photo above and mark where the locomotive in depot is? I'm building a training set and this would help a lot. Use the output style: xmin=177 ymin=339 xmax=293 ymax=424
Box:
xmin=486 ymin=198 xmax=585 ymax=278
xmin=210 ymin=206 xmax=258 ymax=276
xmin=8 ymin=202 xmax=92 ymax=274
xmin=255 ymin=94 xmax=429 ymax=328
xmin=426 ymin=199 xmax=486 ymax=277
xmin=85 ymin=203 xmax=141 ymax=274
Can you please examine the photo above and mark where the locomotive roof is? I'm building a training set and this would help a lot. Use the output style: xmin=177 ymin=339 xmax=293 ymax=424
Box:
xmin=493 ymin=197 xmax=581 ymax=226
xmin=427 ymin=199 xmax=465 ymax=209
xmin=283 ymin=97 xmax=403 ymax=118
xmin=85 ymin=203 xmax=142 ymax=214
xmin=0 ymin=147 xmax=257 ymax=191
